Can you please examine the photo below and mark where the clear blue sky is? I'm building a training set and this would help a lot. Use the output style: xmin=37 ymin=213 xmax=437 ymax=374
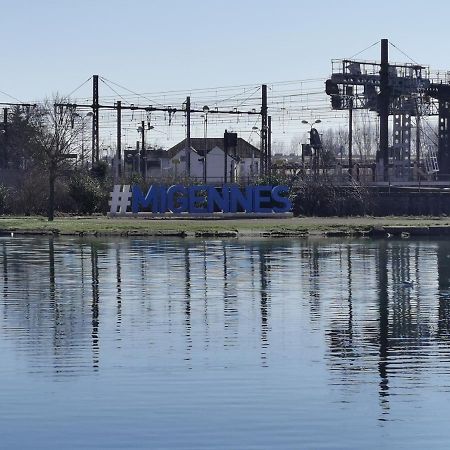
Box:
xmin=1 ymin=0 xmax=449 ymax=101
xmin=1 ymin=0 xmax=449 ymax=152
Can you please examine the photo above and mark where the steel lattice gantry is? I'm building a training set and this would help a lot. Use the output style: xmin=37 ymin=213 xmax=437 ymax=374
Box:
xmin=325 ymin=39 xmax=450 ymax=180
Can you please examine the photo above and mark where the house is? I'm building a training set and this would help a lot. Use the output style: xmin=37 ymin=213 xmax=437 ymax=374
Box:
xmin=164 ymin=137 xmax=261 ymax=184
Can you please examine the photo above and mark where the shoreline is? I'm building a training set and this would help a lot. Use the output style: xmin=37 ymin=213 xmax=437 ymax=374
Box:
xmin=3 ymin=216 xmax=450 ymax=238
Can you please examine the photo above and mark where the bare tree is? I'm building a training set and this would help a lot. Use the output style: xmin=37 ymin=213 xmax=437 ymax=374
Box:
xmin=352 ymin=113 xmax=378 ymax=161
xmin=33 ymin=97 xmax=82 ymax=221
xmin=321 ymin=127 xmax=349 ymax=161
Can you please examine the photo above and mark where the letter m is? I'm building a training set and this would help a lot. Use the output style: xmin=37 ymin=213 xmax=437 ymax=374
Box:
xmin=132 ymin=185 xmax=159 ymax=213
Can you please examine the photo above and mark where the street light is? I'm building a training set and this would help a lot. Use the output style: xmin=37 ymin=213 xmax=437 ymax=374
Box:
xmin=301 ymin=119 xmax=322 ymax=173
xmin=250 ymin=126 xmax=260 ymax=177
xmin=203 ymin=105 xmax=209 ymax=183
xmin=301 ymin=119 xmax=321 ymax=127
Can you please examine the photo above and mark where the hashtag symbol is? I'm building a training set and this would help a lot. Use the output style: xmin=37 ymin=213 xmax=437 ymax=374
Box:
xmin=109 ymin=185 xmax=132 ymax=214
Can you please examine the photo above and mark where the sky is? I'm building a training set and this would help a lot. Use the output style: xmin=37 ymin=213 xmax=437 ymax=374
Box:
xmin=1 ymin=0 xmax=450 ymax=151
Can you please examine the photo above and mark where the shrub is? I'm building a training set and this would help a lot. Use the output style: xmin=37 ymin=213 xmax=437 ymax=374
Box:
xmin=69 ymin=173 xmax=109 ymax=214
xmin=0 ymin=184 xmax=11 ymax=214
xmin=13 ymin=172 xmax=49 ymax=215
xmin=91 ymin=161 xmax=109 ymax=181
xmin=292 ymin=176 xmax=372 ymax=216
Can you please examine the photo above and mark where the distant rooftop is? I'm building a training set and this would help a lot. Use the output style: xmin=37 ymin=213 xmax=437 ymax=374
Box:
xmin=167 ymin=137 xmax=261 ymax=159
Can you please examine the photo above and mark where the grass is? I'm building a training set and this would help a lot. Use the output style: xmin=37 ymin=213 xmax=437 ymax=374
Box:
xmin=2 ymin=215 xmax=450 ymax=237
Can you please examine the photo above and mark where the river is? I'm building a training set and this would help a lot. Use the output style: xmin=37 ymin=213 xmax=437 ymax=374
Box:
xmin=1 ymin=236 xmax=450 ymax=449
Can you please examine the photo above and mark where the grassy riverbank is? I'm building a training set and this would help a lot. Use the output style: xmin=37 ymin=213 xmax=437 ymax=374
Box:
xmin=3 ymin=215 xmax=450 ymax=237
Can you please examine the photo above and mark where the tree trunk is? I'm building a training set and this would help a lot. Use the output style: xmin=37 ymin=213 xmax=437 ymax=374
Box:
xmin=48 ymin=163 xmax=56 ymax=221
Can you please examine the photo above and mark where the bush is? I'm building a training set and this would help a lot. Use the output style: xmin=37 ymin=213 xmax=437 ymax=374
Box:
xmin=10 ymin=172 xmax=76 ymax=216
xmin=0 ymin=184 xmax=11 ymax=214
xmin=69 ymin=173 xmax=109 ymax=214
xmin=292 ymin=177 xmax=372 ymax=216
xmin=12 ymin=172 xmax=49 ymax=215
xmin=91 ymin=161 xmax=109 ymax=181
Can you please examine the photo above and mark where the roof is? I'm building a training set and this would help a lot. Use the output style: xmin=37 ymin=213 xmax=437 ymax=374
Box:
xmin=166 ymin=137 xmax=261 ymax=159
xmin=146 ymin=148 xmax=167 ymax=159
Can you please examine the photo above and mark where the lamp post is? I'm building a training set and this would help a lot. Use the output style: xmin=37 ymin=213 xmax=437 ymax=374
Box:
xmin=203 ymin=105 xmax=209 ymax=183
xmin=301 ymin=119 xmax=321 ymax=174
xmin=251 ymin=126 xmax=260 ymax=179
xmin=301 ymin=119 xmax=322 ymax=129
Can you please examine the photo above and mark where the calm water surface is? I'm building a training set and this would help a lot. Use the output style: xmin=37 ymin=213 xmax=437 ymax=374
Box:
xmin=1 ymin=236 xmax=450 ymax=449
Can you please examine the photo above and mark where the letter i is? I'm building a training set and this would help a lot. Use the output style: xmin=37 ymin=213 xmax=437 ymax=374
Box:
xmin=159 ymin=186 xmax=167 ymax=213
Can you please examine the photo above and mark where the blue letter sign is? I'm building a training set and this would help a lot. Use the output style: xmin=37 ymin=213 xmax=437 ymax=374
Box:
xmin=127 ymin=184 xmax=291 ymax=214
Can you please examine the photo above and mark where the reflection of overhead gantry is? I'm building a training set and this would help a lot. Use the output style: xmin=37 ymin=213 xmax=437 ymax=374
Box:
xmin=326 ymin=39 xmax=450 ymax=181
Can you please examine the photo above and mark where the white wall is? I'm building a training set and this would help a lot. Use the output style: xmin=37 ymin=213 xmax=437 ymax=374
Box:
xmin=162 ymin=148 xmax=203 ymax=180
xmin=205 ymin=147 xmax=230 ymax=183
xmin=160 ymin=146 xmax=260 ymax=184
xmin=239 ymin=157 xmax=259 ymax=182
xmin=166 ymin=146 xmax=235 ymax=184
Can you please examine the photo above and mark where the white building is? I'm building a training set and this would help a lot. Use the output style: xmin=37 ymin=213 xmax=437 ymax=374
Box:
xmin=163 ymin=137 xmax=261 ymax=184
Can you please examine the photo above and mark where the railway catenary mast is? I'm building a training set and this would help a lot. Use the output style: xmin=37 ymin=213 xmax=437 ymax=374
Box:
xmin=326 ymin=39 xmax=450 ymax=181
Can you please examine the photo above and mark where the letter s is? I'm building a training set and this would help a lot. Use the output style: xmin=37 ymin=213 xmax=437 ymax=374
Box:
xmin=271 ymin=186 xmax=291 ymax=213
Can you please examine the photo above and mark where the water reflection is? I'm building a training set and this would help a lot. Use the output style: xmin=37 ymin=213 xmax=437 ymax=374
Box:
xmin=377 ymin=241 xmax=389 ymax=413
xmin=1 ymin=240 xmax=450 ymax=364
xmin=3 ymin=237 xmax=450 ymax=447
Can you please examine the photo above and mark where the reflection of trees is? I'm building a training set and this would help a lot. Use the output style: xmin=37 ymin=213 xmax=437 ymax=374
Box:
xmin=4 ymin=235 xmax=450 ymax=400
xmin=327 ymin=245 xmax=355 ymax=360
xmin=389 ymin=244 xmax=426 ymax=340
xmin=437 ymin=240 xmax=450 ymax=338
xmin=307 ymin=242 xmax=321 ymax=321
xmin=184 ymin=245 xmax=192 ymax=359
xmin=0 ymin=238 xmax=97 ymax=376
xmin=377 ymin=240 xmax=389 ymax=409
xmin=2 ymin=242 xmax=8 ymax=311
xmin=258 ymin=245 xmax=270 ymax=365
xmin=116 ymin=245 xmax=122 ymax=333
xmin=0 ymin=237 xmax=292 ymax=375
xmin=90 ymin=242 xmax=100 ymax=370
xmin=325 ymin=240 xmax=448 ymax=417
xmin=223 ymin=242 xmax=239 ymax=348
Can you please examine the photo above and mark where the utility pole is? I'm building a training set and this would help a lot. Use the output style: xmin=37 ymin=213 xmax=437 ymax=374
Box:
xmin=140 ymin=120 xmax=145 ymax=179
xmin=261 ymin=84 xmax=268 ymax=177
xmin=224 ymin=130 xmax=228 ymax=184
xmin=116 ymin=100 xmax=122 ymax=180
xmin=92 ymin=75 xmax=99 ymax=164
xmin=186 ymin=96 xmax=191 ymax=178
xmin=378 ymin=39 xmax=390 ymax=182
xmin=416 ymin=114 xmax=421 ymax=166
xmin=136 ymin=141 xmax=140 ymax=174
xmin=2 ymin=108 xmax=7 ymax=169
xmin=203 ymin=113 xmax=208 ymax=183
xmin=267 ymin=115 xmax=272 ymax=178
xmin=53 ymin=94 xmax=263 ymax=175
xmin=347 ymin=86 xmax=353 ymax=179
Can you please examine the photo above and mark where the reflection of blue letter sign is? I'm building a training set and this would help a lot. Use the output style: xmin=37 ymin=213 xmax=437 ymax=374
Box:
xmin=121 ymin=184 xmax=291 ymax=215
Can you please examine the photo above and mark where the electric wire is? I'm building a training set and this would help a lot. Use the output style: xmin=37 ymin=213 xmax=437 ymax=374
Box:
xmin=66 ymin=76 xmax=93 ymax=99
xmin=0 ymin=89 xmax=24 ymax=103
xmin=348 ymin=41 xmax=380 ymax=60
xmin=389 ymin=42 xmax=420 ymax=66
